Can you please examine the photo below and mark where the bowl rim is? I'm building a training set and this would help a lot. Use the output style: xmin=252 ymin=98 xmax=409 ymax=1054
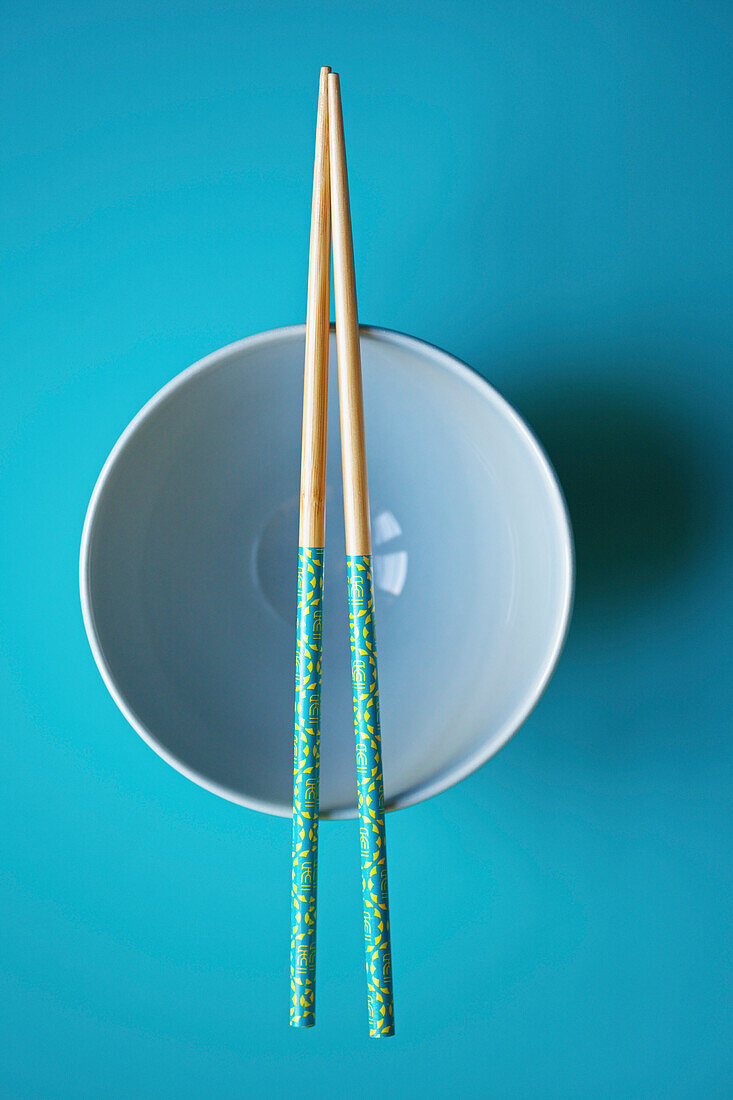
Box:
xmin=80 ymin=323 xmax=575 ymax=819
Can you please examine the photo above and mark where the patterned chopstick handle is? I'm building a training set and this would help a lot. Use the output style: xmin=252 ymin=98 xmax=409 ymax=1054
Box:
xmin=347 ymin=555 xmax=395 ymax=1038
xmin=290 ymin=547 xmax=324 ymax=1027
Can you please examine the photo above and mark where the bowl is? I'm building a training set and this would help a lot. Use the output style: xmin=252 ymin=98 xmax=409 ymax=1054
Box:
xmin=80 ymin=325 xmax=573 ymax=818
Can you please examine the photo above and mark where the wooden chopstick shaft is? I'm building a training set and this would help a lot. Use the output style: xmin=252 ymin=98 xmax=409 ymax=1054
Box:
xmin=327 ymin=72 xmax=371 ymax=557
xmin=299 ymin=65 xmax=332 ymax=548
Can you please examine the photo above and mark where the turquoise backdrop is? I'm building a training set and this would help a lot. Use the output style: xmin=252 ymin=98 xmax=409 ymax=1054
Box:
xmin=2 ymin=1 xmax=731 ymax=1096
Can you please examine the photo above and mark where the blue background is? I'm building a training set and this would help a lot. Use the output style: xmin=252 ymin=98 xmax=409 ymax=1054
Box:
xmin=2 ymin=1 xmax=732 ymax=1095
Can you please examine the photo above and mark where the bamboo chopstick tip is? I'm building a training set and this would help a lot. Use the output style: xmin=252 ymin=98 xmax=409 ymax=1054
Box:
xmin=327 ymin=73 xmax=342 ymax=119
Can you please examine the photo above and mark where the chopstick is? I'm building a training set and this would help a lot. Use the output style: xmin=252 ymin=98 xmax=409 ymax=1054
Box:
xmin=328 ymin=71 xmax=395 ymax=1038
xmin=290 ymin=64 xmax=331 ymax=1029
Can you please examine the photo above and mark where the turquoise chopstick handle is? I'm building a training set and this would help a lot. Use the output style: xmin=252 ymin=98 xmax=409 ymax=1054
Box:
xmin=347 ymin=555 xmax=395 ymax=1038
xmin=290 ymin=547 xmax=324 ymax=1027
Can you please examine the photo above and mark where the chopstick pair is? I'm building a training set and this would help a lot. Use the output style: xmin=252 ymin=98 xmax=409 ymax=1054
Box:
xmin=290 ymin=67 xmax=394 ymax=1039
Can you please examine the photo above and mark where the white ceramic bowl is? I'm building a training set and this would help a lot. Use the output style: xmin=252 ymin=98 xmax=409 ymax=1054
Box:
xmin=80 ymin=326 xmax=573 ymax=819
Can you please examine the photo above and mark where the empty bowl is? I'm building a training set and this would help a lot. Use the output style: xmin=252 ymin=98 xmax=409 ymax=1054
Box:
xmin=80 ymin=325 xmax=573 ymax=818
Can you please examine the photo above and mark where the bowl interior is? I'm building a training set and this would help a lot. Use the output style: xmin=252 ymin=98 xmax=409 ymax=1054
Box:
xmin=82 ymin=327 xmax=572 ymax=817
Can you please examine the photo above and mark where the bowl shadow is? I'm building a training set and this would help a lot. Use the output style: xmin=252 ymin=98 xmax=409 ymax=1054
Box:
xmin=505 ymin=365 xmax=718 ymax=634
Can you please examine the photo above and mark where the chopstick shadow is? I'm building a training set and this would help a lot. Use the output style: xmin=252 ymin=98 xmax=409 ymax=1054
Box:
xmin=504 ymin=360 xmax=719 ymax=636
